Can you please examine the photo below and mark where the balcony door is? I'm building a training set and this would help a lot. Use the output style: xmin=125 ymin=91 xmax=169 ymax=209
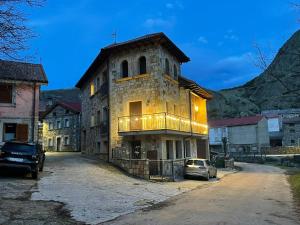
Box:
xmin=130 ymin=101 xmax=142 ymax=130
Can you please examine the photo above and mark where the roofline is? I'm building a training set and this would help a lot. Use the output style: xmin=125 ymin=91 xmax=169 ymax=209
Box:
xmin=0 ymin=59 xmax=48 ymax=84
xmin=41 ymin=102 xmax=80 ymax=119
xmin=76 ymin=32 xmax=190 ymax=88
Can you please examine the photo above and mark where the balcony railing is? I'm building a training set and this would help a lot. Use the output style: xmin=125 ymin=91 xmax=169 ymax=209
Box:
xmin=118 ymin=113 xmax=208 ymax=135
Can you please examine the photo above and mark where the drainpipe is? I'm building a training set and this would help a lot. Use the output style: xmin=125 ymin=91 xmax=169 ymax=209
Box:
xmin=183 ymin=90 xmax=193 ymax=158
xmin=31 ymin=82 xmax=37 ymax=143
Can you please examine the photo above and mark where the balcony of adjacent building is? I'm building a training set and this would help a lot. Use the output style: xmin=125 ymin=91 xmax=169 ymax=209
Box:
xmin=118 ymin=112 xmax=208 ymax=136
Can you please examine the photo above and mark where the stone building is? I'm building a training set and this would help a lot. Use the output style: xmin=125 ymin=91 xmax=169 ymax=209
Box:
xmin=262 ymin=108 xmax=300 ymax=147
xmin=209 ymin=115 xmax=270 ymax=154
xmin=76 ymin=32 xmax=212 ymax=168
xmin=42 ymin=102 xmax=81 ymax=152
xmin=0 ymin=60 xmax=48 ymax=145
xmin=282 ymin=117 xmax=300 ymax=147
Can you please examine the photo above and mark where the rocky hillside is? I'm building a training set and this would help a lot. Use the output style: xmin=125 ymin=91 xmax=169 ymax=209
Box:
xmin=208 ymin=30 xmax=300 ymax=119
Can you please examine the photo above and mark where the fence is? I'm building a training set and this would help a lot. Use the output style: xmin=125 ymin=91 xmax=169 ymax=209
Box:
xmin=148 ymin=159 xmax=185 ymax=181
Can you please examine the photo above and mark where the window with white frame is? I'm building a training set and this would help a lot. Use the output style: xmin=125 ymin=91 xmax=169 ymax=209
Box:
xmin=56 ymin=120 xmax=61 ymax=129
xmin=91 ymin=115 xmax=95 ymax=127
xmin=48 ymin=138 xmax=53 ymax=147
xmin=64 ymin=136 xmax=70 ymax=145
xmin=49 ymin=122 xmax=53 ymax=130
xmin=65 ymin=118 xmax=70 ymax=128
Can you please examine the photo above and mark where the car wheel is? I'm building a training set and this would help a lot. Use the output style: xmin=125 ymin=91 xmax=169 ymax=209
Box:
xmin=205 ymin=172 xmax=210 ymax=181
xmin=214 ymin=172 xmax=217 ymax=178
xmin=32 ymin=169 xmax=39 ymax=179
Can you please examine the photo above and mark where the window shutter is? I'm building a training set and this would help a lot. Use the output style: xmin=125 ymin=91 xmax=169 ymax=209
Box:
xmin=0 ymin=84 xmax=13 ymax=103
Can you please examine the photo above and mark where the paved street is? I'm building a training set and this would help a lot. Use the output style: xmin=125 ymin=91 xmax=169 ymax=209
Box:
xmin=0 ymin=153 xmax=298 ymax=225
xmin=104 ymin=163 xmax=300 ymax=225
xmin=0 ymin=152 xmax=233 ymax=225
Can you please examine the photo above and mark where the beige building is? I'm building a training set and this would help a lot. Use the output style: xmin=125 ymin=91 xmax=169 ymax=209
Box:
xmin=76 ymin=33 xmax=212 ymax=178
xmin=209 ymin=116 xmax=270 ymax=154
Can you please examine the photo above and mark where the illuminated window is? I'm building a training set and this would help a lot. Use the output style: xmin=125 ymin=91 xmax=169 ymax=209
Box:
xmin=90 ymin=82 xmax=95 ymax=96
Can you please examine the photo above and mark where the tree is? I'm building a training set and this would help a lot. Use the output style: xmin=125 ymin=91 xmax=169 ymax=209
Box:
xmin=0 ymin=0 xmax=44 ymax=59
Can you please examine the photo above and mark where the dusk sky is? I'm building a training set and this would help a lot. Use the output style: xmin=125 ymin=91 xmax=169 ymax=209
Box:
xmin=24 ymin=0 xmax=299 ymax=90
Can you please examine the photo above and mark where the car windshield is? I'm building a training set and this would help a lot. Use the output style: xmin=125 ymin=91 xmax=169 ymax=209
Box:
xmin=2 ymin=143 xmax=35 ymax=153
xmin=194 ymin=160 xmax=204 ymax=166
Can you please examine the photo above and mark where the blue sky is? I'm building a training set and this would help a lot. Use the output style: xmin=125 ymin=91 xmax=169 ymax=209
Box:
xmin=24 ymin=0 xmax=299 ymax=90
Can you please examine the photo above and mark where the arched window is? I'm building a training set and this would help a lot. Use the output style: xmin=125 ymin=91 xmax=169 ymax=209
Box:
xmin=165 ymin=58 xmax=170 ymax=75
xmin=121 ymin=60 xmax=128 ymax=78
xmin=173 ymin=64 xmax=178 ymax=79
xmin=139 ymin=56 xmax=147 ymax=74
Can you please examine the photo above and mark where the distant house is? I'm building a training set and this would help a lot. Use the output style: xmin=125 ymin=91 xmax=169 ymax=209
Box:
xmin=262 ymin=108 xmax=300 ymax=147
xmin=282 ymin=117 xmax=300 ymax=147
xmin=42 ymin=102 xmax=81 ymax=152
xmin=209 ymin=115 xmax=270 ymax=154
xmin=0 ymin=60 xmax=48 ymax=144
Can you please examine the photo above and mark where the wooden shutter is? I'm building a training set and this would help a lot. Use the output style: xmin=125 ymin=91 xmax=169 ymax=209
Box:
xmin=16 ymin=124 xmax=29 ymax=142
xmin=0 ymin=84 xmax=12 ymax=103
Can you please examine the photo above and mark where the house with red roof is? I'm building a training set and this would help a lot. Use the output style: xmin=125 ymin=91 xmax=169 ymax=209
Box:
xmin=209 ymin=115 xmax=270 ymax=154
xmin=41 ymin=101 xmax=81 ymax=152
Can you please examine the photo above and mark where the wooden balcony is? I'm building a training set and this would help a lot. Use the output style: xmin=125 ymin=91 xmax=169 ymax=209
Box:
xmin=118 ymin=113 xmax=208 ymax=136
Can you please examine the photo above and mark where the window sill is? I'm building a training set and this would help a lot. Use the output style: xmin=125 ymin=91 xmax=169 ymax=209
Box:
xmin=0 ymin=103 xmax=16 ymax=108
xmin=115 ymin=74 xmax=150 ymax=83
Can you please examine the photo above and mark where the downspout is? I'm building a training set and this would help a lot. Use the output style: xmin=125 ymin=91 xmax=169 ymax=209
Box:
xmin=107 ymin=57 xmax=111 ymax=163
xmin=183 ymin=90 xmax=193 ymax=158
xmin=31 ymin=82 xmax=37 ymax=143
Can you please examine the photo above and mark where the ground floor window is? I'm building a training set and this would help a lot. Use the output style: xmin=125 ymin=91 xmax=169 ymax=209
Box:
xmin=64 ymin=136 xmax=70 ymax=145
xmin=3 ymin=123 xmax=28 ymax=142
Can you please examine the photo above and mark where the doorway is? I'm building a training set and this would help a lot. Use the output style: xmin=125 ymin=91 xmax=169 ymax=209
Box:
xmin=197 ymin=139 xmax=208 ymax=159
xmin=56 ymin=137 xmax=61 ymax=151
xmin=129 ymin=101 xmax=142 ymax=130
xmin=131 ymin=140 xmax=141 ymax=159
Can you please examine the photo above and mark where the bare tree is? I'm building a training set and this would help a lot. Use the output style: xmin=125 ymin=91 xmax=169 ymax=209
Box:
xmin=0 ymin=0 xmax=44 ymax=60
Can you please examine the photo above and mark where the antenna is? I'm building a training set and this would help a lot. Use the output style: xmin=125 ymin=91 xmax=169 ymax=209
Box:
xmin=112 ymin=31 xmax=117 ymax=44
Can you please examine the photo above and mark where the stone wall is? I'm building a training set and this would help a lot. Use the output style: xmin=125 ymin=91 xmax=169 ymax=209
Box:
xmin=112 ymin=158 xmax=149 ymax=180
xmin=80 ymin=63 xmax=109 ymax=156
xmin=282 ymin=122 xmax=300 ymax=147
xmin=42 ymin=105 xmax=80 ymax=152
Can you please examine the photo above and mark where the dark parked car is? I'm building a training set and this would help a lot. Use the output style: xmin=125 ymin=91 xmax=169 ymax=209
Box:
xmin=0 ymin=142 xmax=45 ymax=179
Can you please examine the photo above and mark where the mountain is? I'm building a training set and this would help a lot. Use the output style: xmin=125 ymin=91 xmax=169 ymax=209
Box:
xmin=207 ymin=30 xmax=300 ymax=119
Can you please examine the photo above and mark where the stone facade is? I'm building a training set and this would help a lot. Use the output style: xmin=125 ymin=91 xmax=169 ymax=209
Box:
xmin=77 ymin=33 xmax=211 ymax=176
xmin=282 ymin=117 xmax=300 ymax=147
xmin=42 ymin=103 xmax=81 ymax=152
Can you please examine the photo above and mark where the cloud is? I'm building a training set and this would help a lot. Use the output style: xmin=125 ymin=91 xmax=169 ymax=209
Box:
xmin=166 ymin=1 xmax=184 ymax=10
xmin=224 ymin=30 xmax=239 ymax=41
xmin=198 ymin=36 xmax=208 ymax=44
xmin=143 ymin=17 xmax=174 ymax=29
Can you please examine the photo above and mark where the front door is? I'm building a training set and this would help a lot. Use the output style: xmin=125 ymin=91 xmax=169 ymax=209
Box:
xmin=197 ymin=139 xmax=208 ymax=159
xmin=131 ymin=140 xmax=141 ymax=159
xmin=129 ymin=101 xmax=142 ymax=130
xmin=57 ymin=137 xmax=61 ymax=151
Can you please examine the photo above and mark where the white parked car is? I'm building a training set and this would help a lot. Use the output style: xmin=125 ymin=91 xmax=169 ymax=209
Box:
xmin=184 ymin=158 xmax=217 ymax=180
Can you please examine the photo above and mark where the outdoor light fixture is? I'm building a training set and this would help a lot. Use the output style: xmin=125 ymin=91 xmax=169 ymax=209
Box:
xmin=195 ymin=105 xmax=199 ymax=112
